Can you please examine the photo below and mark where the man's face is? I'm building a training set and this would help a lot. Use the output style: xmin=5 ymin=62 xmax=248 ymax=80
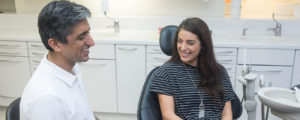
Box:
xmin=60 ymin=19 xmax=94 ymax=64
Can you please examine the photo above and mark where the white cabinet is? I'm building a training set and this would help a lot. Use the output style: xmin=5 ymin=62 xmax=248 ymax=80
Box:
xmin=28 ymin=41 xmax=47 ymax=74
xmin=146 ymin=45 xmax=170 ymax=74
xmin=237 ymin=48 xmax=295 ymax=66
xmin=116 ymin=45 xmax=146 ymax=113
xmin=0 ymin=41 xmax=30 ymax=105
xmin=214 ymin=47 xmax=237 ymax=88
xmin=79 ymin=60 xmax=117 ymax=112
xmin=80 ymin=44 xmax=117 ymax=113
xmin=292 ymin=50 xmax=300 ymax=86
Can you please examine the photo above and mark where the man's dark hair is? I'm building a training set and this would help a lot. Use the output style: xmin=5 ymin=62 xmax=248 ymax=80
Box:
xmin=38 ymin=1 xmax=91 ymax=51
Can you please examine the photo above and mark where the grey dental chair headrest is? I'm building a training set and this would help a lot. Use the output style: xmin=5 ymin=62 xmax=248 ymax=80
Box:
xmin=159 ymin=25 xmax=178 ymax=56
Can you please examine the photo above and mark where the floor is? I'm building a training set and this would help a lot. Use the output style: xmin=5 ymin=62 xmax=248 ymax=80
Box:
xmin=0 ymin=106 xmax=136 ymax=120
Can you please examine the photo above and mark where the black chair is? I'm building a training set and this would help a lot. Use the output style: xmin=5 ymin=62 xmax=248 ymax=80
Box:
xmin=137 ymin=25 xmax=242 ymax=120
xmin=6 ymin=97 xmax=21 ymax=120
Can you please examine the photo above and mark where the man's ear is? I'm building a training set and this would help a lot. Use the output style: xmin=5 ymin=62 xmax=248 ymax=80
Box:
xmin=48 ymin=38 xmax=62 ymax=52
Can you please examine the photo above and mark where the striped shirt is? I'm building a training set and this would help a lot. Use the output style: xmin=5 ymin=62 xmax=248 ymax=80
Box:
xmin=150 ymin=62 xmax=235 ymax=120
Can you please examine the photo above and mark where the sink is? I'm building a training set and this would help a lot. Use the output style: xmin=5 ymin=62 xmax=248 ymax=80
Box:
xmin=240 ymin=36 xmax=284 ymax=43
xmin=90 ymin=30 xmax=119 ymax=38
xmin=257 ymin=87 xmax=300 ymax=113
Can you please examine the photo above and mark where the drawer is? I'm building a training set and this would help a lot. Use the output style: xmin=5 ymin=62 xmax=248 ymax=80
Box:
xmin=90 ymin=44 xmax=115 ymax=59
xmin=216 ymin=55 xmax=237 ymax=64
xmin=214 ymin=47 xmax=237 ymax=56
xmin=28 ymin=42 xmax=45 ymax=49
xmin=147 ymin=54 xmax=170 ymax=62
xmin=238 ymin=48 xmax=294 ymax=66
xmin=0 ymin=48 xmax=28 ymax=57
xmin=0 ymin=41 xmax=27 ymax=49
xmin=222 ymin=64 xmax=236 ymax=74
xmin=29 ymin=49 xmax=47 ymax=57
xmin=29 ymin=57 xmax=43 ymax=74
xmin=146 ymin=61 xmax=164 ymax=75
xmin=147 ymin=45 xmax=164 ymax=54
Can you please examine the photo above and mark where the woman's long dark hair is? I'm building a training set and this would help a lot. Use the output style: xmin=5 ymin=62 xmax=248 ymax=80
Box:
xmin=167 ymin=17 xmax=224 ymax=100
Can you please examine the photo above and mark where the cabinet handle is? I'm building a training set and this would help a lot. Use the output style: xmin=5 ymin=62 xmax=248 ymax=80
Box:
xmin=32 ymin=52 xmax=45 ymax=56
xmin=31 ymin=44 xmax=44 ymax=48
xmin=0 ymin=52 xmax=21 ymax=55
xmin=153 ymin=57 xmax=168 ymax=61
xmin=0 ymin=44 xmax=19 ymax=48
xmin=152 ymin=48 xmax=161 ymax=52
xmin=152 ymin=65 xmax=159 ymax=67
xmin=215 ymin=51 xmax=234 ymax=54
xmin=225 ymin=67 xmax=232 ymax=70
xmin=0 ymin=59 xmax=22 ymax=62
xmin=251 ymin=69 xmax=283 ymax=73
xmin=0 ymin=95 xmax=15 ymax=99
xmin=218 ymin=59 xmax=233 ymax=62
xmin=80 ymin=63 xmax=107 ymax=67
xmin=118 ymin=47 xmax=138 ymax=51
xmin=32 ymin=60 xmax=41 ymax=63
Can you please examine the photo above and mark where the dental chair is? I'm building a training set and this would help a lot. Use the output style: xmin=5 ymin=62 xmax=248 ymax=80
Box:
xmin=6 ymin=97 xmax=21 ymax=120
xmin=137 ymin=25 xmax=242 ymax=120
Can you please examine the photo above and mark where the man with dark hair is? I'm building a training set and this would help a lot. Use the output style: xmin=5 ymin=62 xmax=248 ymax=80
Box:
xmin=20 ymin=1 xmax=98 ymax=120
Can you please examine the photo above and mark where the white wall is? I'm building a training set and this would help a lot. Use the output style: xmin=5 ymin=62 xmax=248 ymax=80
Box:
xmin=14 ymin=0 xmax=50 ymax=14
xmin=72 ymin=0 xmax=224 ymax=18
xmin=241 ymin=0 xmax=297 ymax=19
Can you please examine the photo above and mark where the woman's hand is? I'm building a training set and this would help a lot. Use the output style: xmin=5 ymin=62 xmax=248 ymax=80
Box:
xmin=158 ymin=93 xmax=183 ymax=120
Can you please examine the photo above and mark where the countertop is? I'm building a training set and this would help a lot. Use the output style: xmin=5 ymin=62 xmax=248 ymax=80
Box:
xmin=0 ymin=29 xmax=300 ymax=49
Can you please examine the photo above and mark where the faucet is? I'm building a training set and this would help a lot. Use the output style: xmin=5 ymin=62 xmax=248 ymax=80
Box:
xmin=107 ymin=18 xmax=120 ymax=33
xmin=242 ymin=28 xmax=248 ymax=36
xmin=104 ymin=12 xmax=120 ymax=33
xmin=267 ymin=13 xmax=281 ymax=36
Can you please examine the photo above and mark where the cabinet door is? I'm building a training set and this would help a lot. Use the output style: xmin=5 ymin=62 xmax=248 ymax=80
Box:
xmin=116 ymin=45 xmax=146 ymax=113
xmin=0 ymin=56 xmax=30 ymax=105
xmin=238 ymin=48 xmax=294 ymax=66
xmin=235 ymin=65 xmax=293 ymax=120
xmin=292 ymin=50 xmax=300 ymax=86
xmin=79 ymin=60 xmax=117 ymax=112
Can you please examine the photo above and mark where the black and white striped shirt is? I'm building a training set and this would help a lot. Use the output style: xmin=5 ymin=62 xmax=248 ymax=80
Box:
xmin=150 ymin=62 xmax=235 ymax=120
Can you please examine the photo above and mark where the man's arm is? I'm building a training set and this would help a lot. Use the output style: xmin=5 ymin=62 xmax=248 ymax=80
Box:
xmin=30 ymin=95 xmax=67 ymax=120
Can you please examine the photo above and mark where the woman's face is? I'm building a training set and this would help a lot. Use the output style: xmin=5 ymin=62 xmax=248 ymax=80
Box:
xmin=177 ymin=29 xmax=202 ymax=66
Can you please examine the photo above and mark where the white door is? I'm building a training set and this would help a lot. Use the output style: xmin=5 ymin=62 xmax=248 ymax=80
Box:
xmin=79 ymin=60 xmax=117 ymax=112
xmin=116 ymin=45 xmax=146 ymax=113
xmin=292 ymin=50 xmax=300 ymax=86
xmin=0 ymin=56 xmax=30 ymax=105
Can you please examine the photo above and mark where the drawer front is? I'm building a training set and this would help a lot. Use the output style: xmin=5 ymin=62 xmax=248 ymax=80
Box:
xmin=0 ymin=56 xmax=30 ymax=98
xmin=30 ymin=57 xmax=43 ymax=74
xmin=147 ymin=45 xmax=164 ymax=54
xmin=0 ymin=41 xmax=27 ymax=49
xmin=29 ymin=49 xmax=47 ymax=57
xmin=216 ymin=55 xmax=237 ymax=64
xmin=146 ymin=61 xmax=164 ymax=74
xmin=0 ymin=48 xmax=28 ymax=57
xmin=147 ymin=54 xmax=170 ymax=62
xmin=214 ymin=48 xmax=237 ymax=56
xmin=90 ymin=44 xmax=115 ymax=59
xmin=238 ymin=48 xmax=294 ymax=66
xmin=28 ymin=42 xmax=45 ymax=49
xmin=222 ymin=64 xmax=236 ymax=74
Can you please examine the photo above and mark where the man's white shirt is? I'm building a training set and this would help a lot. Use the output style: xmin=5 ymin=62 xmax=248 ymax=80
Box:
xmin=20 ymin=54 xmax=95 ymax=120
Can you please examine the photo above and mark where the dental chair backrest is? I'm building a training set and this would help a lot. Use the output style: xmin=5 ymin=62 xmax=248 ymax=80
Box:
xmin=137 ymin=25 xmax=242 ymax=119
xmin=137 ymin=25 xmax=177 ymax=120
